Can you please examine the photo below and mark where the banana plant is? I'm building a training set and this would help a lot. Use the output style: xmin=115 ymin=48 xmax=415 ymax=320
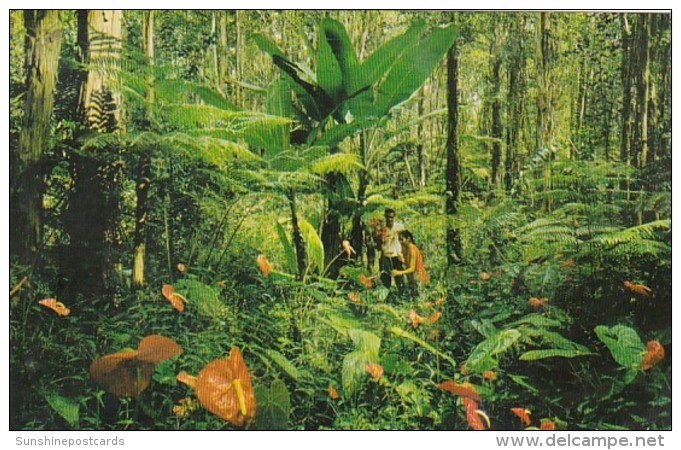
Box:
xmin=255 ymin=17 xmax=458 ymax=275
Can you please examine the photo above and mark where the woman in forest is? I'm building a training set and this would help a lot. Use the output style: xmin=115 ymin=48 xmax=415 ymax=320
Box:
xmin=392 ymin=230 xmax=429 ymax=298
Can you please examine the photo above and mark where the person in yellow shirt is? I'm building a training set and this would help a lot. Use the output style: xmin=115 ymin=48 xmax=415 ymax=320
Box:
xmin=392 ymin=230 xmax=429 ymax=298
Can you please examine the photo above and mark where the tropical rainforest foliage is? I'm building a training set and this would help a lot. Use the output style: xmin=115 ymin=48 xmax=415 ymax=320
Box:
xmin=9 ymin=10 xmax=670 ymax=431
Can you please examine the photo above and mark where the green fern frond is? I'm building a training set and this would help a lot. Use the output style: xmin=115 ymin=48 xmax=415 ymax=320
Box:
xmin=594 ymin=219 xmax=671 ymax=246
xmin=307 ymin=153 xmax=362 ymax=175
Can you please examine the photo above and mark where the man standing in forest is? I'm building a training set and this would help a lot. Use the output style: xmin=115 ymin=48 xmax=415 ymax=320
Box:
xmin=379 ymin=208 xmax=405 ymax=292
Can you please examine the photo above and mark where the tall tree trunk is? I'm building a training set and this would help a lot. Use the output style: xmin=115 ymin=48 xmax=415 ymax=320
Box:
xmin=13 ymin=10 xmax=63 ymax=262
xmin=504 ymin=14 xmax=525 ymax=193
xmin=132 ymin=10 xmax=154 ymax=289
xmin=217 ymin=11 xmax=229 ymax=90
xmin=445 ymin=31 xmax=462 ymax=266
xmin=536 ymin=12 xmax=553 ymax=151
xmin=489 ymin=21 xmax=503 ymax=191
xmin=620 ymin=14 xmax=633 ymax=166
xmin=350 ymin=132 xmax=369 ymax=263
xmin=634 ymin=14 xmax=651 ymax=170
xmin=417 ymin=88 xmax=427 ymax=188
xmin=63 ymin=10 xmax=123 ymax=297
xmin=288 ymin=190 xmax=308 ymax=280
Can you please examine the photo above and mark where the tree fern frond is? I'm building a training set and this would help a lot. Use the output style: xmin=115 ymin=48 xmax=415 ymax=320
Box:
xmin=307 ymin=153 xmax=362 ymax=175
xmin=592 ymin=219 xmax=671 ymax=247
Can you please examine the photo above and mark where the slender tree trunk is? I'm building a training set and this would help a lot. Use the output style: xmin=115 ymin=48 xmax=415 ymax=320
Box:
xmin=13 ymin=10 xmax=63 ymax=261
xmin=536 ymin=12 xmax=553 ymax=152
xmin=489 ymin=28 xmax=502 ymax=191
xmin=620 ymin=14 xmax=633 ymax=166
xmin=417 ymin=89 xmax=427 ymax=188
xmin=218 ymin=11 xmax=228 ymax=89
xmin=132 ymin=10 xmax=154 ymax=289
xmin=445 ymin=32 xmax=462 ymax=266
xmin=288 ymin=190 xmax=308 ymax=280
xmin=504 ymin=14 xmax=525 ymax=193
xmin=350 ymin=132 xmax=368 ymax=262
xmin=634 ymin=14 xmax=651 ymax=170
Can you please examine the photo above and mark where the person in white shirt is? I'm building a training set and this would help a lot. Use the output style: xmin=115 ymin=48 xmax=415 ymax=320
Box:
xmin=379 ymin=208 xmax=405 ymax=292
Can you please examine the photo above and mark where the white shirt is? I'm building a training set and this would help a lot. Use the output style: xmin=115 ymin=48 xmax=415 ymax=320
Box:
xmin=382 ymin=221 xmax=404 ymax=257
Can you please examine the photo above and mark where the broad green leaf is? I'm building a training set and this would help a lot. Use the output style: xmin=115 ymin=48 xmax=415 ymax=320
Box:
xmin=263 ymin=349 xmax=300 ymax=382
xmin=276 ymin=220 xmax=297 ymax=273
xmin=519 ymin=348 xmax=594 ymax=360
xmin=196 ymin=86 xmax=237 ymax=111
xmin=308 ymin=153 xmax=362 ymax=175
xmin=594 ymin=325 xmax=646 ymax=369
xmin=347 ymin=328 xmax=381 ymax=360
xmin=298 ymin=217 xmax=325 ymax=272
xmin=508 ymin=314 xmax=562 ymax=329
xmin=321 ymin=17 xmax=361 ymax=93
xmin=342 ymin=349 xmax=373 ymax=394
xmin=316 ymin=21 xmax=343 ymax=102
xmin=252 ymin=380 xmax=290 ymax=430
xmin=44 ymin=393 xmax=79 ymax=428
xmin=465 ymin=329 xmax=521 ymax=373
xmin=390 ymin=326 xmax=457 ymax=368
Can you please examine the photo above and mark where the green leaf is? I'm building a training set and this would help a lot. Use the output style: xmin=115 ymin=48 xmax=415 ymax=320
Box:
xmin=353 ymin=22 xmax=457 ymax=118
xmin=519 ymin=348 xmax=594 ymax=360
xmin=196 ymin=86 xmax=237 ymax=111
xmin=174 ymin=279 xmax=224 ymax=319
xmin=347 ymin=328 xmax=381 ymax=359
xmin=342 ymin=350 xmax=372 ymax=394
xmin=263 ymin=79 xmax=292 ymax=154
xmin=595 ymin=325 xmax=646 ymax=369
xmin=298 ymin=217 xmax=325 ymax=272
xmin=276 ymin=220 xmax=297 ymax=273
xmin=465 ymin=329 xmax=521 ymax=373
xmin=389 ymin=326 xmax=457 ymax=368
xmin=44 ymin=393 xmax=79 ymax=428
xmin=263 ymin=349 xmax=300 ymax=382
xmin=316 ymin=21 xmax=343 ymax=102
xmin=321 ymin=17 xmax=361 ymax=93
xmin=252 ymin=380 xmax=290 ymax=430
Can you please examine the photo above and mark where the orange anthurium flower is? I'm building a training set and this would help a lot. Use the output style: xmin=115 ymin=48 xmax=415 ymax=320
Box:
xmin=511 ymin=407 xmax=532 ymax=426
xmin=435 ymin=296 xmax=445 ymax=307
xmin=194 ymin=347 xmax=256 ymax=427
xmin=641 ymin=340 xmax=665 ymax=370
xmin=348 ymin=292 xmax=361 ymax=304
xmin=409 ymin=310 xmax=424 ymax=329
xmin=624 ymin=281 xmax=651 ymax=296
xmin=528 ymin=297 xmax=548 ymax=307
xmin=429 ymin=329 xmax=440 ymax=341
xmin=38 ymin=298 xmax=70 ymax=317
xmin=482 ymin=371 xmax=497 ymax=381
xmin=427 ymin=311 xmax=442 ymax=325
xmin=176 ymin=371 xmax=198 ymax=389
xmin=358 ymin=274 xmax=372 ymax=288
xmin=560 ymin=259 xmax=574 ymax=268
xmin=540 ymin=419 xmax=556 ymax=430
xmin=463 ymin=398 xmax=489 ymax=430
xmin=364 ymin=364 xmax=384 ymax=380
xmin=89 ymin=335 xmax=182 ymax=398
xmin=424 ymin=301 xmax=434 ymax=309
xmin=480 ymin=272 xmax=491 ymax=281
xmin=342 ymin=240 xmax=356 ymax=257
xmin=257 ymin=254 xmax=272 ymax=277
xmin=328 ymin=386 xmax=339 ymax=399
xmin=177 ymin=263 xmax=186 ymax=272
xmin=217 ymin=280 xmax=227 ymax=288
xmin=161 ymin=284 xmax=186 ymax=312
xmin=436 ymin=381 xmax=481 ymax=402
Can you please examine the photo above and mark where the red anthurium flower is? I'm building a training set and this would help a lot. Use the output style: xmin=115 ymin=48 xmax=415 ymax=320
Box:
xmin=436 ymin=381 xmax=481 ymax=402
xmin=257 ymin=254 xmax=272 ymax=277
xmin=482 ymin=371 xmax=497 ymax=381
xmin=464 ymin=398 xmax=489 ymax=430
xmin=511 ymin=407 xmax=531 ymax=426
xmin=641 ymin=340 xmax=665 ymax=370
xmin=328 ymin=386 xmax=339 ymax=399
xmin=348 ymin=293 xmax=361 ymax=304
xmin=358 ymin=274 xmax=372 ymax=288
xmin=364 ymin=363 xmax=384 ymax=380
xmin=479 ymin=272 xmax=491 ymax=281
xmin=624 ymin=281 xmax=651 ymax=296
xmin=540 ymin=419 xmax=556 ymax=430
xmin=38 ymin=298 xmax=70 ymax=317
